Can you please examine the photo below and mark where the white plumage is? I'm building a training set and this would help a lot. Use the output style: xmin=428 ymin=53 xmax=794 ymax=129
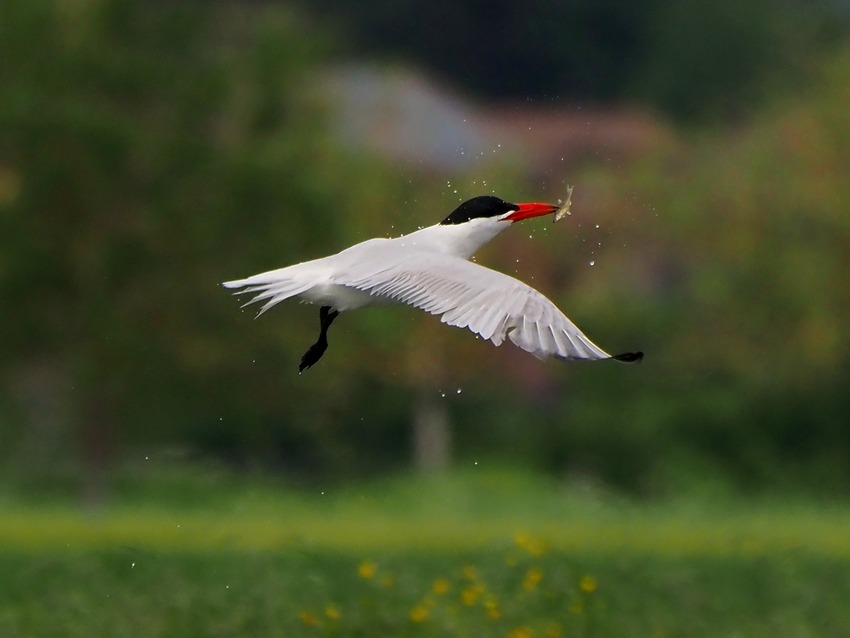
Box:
xmin=223 ymin=196 xmax=641 ymax=369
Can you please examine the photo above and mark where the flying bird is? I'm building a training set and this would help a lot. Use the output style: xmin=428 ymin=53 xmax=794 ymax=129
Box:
xmin=224 ymin=195 xmax=642 ymax=371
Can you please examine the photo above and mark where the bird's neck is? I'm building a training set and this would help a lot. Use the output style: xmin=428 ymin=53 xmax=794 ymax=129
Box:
xmin=398 ymin=219 xmax=508 ymax=260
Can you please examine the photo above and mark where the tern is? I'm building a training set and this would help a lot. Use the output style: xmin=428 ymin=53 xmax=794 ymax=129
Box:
xmin=224 ymin=195 xmax=643 ymax=371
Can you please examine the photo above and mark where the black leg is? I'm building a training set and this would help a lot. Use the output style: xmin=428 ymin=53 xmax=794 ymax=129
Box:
xmin=299 ymin=306 xmax=339 ymax=372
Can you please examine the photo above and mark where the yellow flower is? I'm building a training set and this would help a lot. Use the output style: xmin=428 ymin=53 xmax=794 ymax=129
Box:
xmin=357 ymin=561 xmax=376 ymax=580
xmin=521 ymin=567 xmax=543 ymax=592
xmin=514 ymin=532 xmax=546 ymax=556
xmin=461 ymin=586 xmax=480 ymax=606
xmin=324 ymin=605 xmax=341 ymax=620
xmin=432 ymin=578 xmax=451 ymax=595
xmin=507 ymin=626 xmax=534 ymax=638
xmin=409 ymin=603 xmax=430 ymax=623
xmin=579 ymin=575 xmax=597 ymax=594
xmin=298 ymin=610 xmax=320 ymax=626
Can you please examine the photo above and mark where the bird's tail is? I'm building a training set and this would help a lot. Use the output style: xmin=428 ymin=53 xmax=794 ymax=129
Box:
xmin=222 ymin=264 xmax=314 ymax=316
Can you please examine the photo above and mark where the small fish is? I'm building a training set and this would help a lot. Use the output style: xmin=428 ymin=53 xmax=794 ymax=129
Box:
xmin=553 ymin=185 xmax=573 ymax=223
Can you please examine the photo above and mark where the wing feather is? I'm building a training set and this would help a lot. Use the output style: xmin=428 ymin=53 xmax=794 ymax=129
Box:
xmin=339 ymin=254 xmax=614 ymax=361
xmin=223 ymin=260 xmax=325 ymax=316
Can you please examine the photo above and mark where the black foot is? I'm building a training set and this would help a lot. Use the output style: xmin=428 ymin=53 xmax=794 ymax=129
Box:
xmin=612 ymin=351 xmax=644 ymax=363
xmin=299 ymin=340 xmax=328 ymax=372
xmin=298 ymin=306 xmax=339 ymax=372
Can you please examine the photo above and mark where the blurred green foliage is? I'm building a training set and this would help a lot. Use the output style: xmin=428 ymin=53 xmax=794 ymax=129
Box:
xmin=560 ymin=52 xmax=850 ymax=495
xmin=0 ymin=0 xmax=419 ymax=484
xmin=1 ymin=0 xmax=849 ymax=499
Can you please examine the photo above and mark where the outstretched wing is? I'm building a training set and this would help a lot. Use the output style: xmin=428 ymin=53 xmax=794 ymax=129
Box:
xmin=340 ymin=252 xmax=637 ymax=362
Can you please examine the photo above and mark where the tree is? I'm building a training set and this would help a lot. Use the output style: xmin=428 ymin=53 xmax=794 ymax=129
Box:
xmin=556 ymin=51 xmax=850 ymax=493
xmin=0 ymin=0 xmax=407 ymax=496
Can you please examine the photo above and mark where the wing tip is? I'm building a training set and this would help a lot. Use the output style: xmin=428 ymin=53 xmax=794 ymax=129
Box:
xmin=612 ymin=351 xmax=643 ymax=363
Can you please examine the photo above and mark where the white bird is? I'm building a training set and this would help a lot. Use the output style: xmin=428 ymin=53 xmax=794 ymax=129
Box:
xmin=223 ymin=195 xmax=642 ymax=371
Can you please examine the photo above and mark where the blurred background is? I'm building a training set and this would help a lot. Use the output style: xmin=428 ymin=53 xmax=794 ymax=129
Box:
xmin=2 ymin=0 xmax=850 ymax=506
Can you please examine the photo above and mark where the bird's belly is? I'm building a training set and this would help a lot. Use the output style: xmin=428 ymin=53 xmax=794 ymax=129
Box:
xmin=302 ymin=284 xmax=390 ymax=312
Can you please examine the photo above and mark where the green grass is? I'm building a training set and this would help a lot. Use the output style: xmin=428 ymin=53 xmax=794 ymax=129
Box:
xmin=2 ymin=467 xmax=850 ymax=637
xmin=4 ymin=549 xmax=850 ymax=637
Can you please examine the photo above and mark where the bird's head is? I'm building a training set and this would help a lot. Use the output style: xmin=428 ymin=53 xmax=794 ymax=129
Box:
xmin=440 ymin=196 xmax=559 ymax=226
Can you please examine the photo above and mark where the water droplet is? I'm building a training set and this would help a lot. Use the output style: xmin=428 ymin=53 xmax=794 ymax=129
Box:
xmin=595 ymin=224 xmax=600 ymax=229
xmin=589 ymin=260 xmax=595 ymax=266
xmin=456 ymin=388 xmax=462 ymax=394
xmin=131 ymin=562 xmax=135 ymax=568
